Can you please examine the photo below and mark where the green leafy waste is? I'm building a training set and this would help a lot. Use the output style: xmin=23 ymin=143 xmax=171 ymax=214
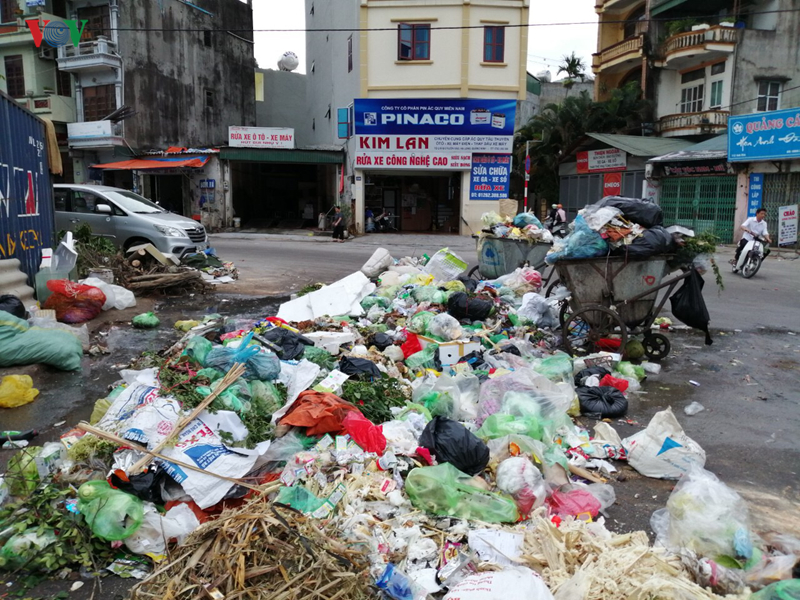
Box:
xmin=340 ymin=376 xmax=410 ymax=424
xmin=669 ymin=231 xmax=724 ymax=291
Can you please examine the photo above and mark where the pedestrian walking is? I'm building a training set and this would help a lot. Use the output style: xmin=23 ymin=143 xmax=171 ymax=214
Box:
xmin=331 ymin=206 xmax=346 ymax=242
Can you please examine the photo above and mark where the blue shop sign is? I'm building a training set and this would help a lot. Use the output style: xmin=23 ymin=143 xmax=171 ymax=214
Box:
xmin=470 ymin=154 xmax=511 ymax=201
xmin=748 ymin=173 xmax=763 ymax=217
xmin=728 ymin=108 xmax=800 ymax=162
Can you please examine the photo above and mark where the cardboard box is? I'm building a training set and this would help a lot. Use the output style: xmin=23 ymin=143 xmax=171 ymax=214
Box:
xmin=417 ymin=334 xmax=482 ymax=366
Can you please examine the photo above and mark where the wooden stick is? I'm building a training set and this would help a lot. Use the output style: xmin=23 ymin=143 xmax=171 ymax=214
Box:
xmin=568 ymin=463 xmax=606 ymax=484
xmin=128 ymin=362 xmax=247 ymax=474
xmin=76 ymin=422 xmax=281 ymax=495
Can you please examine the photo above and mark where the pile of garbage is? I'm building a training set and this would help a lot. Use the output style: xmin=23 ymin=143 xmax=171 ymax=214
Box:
xmin=0 ymin=242 xmax=796 ymax=599
xmin=480 ymin=211 xmax=554 ymax=243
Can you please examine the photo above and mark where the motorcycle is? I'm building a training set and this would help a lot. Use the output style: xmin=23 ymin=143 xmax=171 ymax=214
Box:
xmin=374 ymin=211 xmax=398 ymax=233
xmin=733 ymin=235 xmax=769 ymax=278
xmin=544 ymin=216 xmax=569 ymax=239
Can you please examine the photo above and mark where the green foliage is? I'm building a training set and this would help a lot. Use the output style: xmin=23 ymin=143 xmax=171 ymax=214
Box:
xmin=557 ymin=51 xmax=586 ymax=81
xmin=56 ymin=223 xmax=119 ymax=277
xmin=341 ymin=376 xmax=410 ymax=424
xmin=66 ymin=436 xmax=118 ymax=464
xmin=296 ymin=283 xmax=324 ymax=297
xmin=666 ymin=18 xmax=698 ymax=37
xmin=669 ymin=231 xmax=724 ymax=290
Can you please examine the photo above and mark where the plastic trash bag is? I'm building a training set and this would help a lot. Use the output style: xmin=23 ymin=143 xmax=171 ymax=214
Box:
xmin=342 ymin=411 xmax=387 ymax=454
xmin=405 ymin=344 xmax=438 ymax=371
xmin=427 ymin=313 xmax=464 ymax=341
xmin=6 ymin=447 xmax=42 ymax=496
xmin=418 ymin=416 xmax=490 ymax=476
xmin=408 ymin=310 xmax=436 ymax=334
xmin=339 ymin=355 xmax=381 ymax=380
xmin=371 ymin=332 xmax=394 ymax=352
xmin=596 ymin=196 xmax=664 ymax=228
xmin=495 ymin=456 xmax=547 ymax=515
xmin=0 ymin=295 xmax=25 ymax=319
xmin=545 ymin=215 xmax=610 ymax=265
xmin=361 ymin=295 xmax=392 ymax=310
xmin=598 ymin=373 xmax=629 ymax=393
xmin=650 ymin=465 xmax=753 ymax=563
xmin=574 ymin=365 xmax=612 ymax=387
xmin=477 ymin=369 xmax=546 ymax=423
xmin=670 ymin=270 xmax=713 ymax=345
xmin=80 ymin=277 xmax=136 ymax=311
xmin=43 ymin=279 xmax=106 ymax=324
xmin=411 ymin=286 xmax=449 ymax=305
xmin=278 ymin=390 xmax=360 ymax=435
xmin=580 ymin=204 xmax=622 ymax=231
xmin=546 ymin=487 xmax=602 ymax=519
xmin=447 ymin=292 xmax=493 ymax=321
xmin=0 ymin=529 xmax=57 ymax=571
xmin=28 ymin=316 xmax=90 ymax=351
xmin=576 ymin=386 xmax=628 ymax=417
xmin=513 ymin=212 xmax=544 ymax=229
xmin=616 ymin=361 xmax=646 ymax=381
xmin=406 ymin=463 xmax=519 ymax=523
xmin=132 ymin=311 xmax=160 ymax=329
xmin=518 ymin=293 xmax=559 ymax=328
xmin=750 ymin=581 xmax=800 ymax=600
xmin=614 ymin=226 xmax=676 ymax=259
xmin=275 ymin=485 xmax=325 ymax=515
xmin=362 ymin=248 xmax=395 ymax=278
xmin=258 ymin=327 xmax=314 ymax=360
xmin=302 ymin=345 xmax=337 ymax=370
xmin=367 ymin=304 xmax=386 ymax=323
xmin=482 ymin=211 xmax=504 ymax=227
xmin=533 ymin=352 xmax=573 ymax=383
xmin=0 ymin=311 xmax=82 ymax=371
xmin=205 ymin=332 xmax=281 ymax=380
xmin=0 ymin=375 xmax=39 ymax=409
xmin=184 ymin=335 xmax=213 ymax=365
xmin=124 ymin=502 xmax=200 ymax=556
xmin=623 ymin=407 xmax=706 ymax=479
xmin=477 ymin=413 xmax=543 ymax=442
xmin=77 ymin=480 xmax=145 ymax=541
xmin=412 ymin=372 xmax=456 ymax=418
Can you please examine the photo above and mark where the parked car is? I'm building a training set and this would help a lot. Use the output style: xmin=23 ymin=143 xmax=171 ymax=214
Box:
xmin=54 ymin=184 xmax=208 ymax=258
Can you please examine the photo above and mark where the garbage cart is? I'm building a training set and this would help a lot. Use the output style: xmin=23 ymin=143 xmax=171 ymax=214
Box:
xmin=469 ymin=236 xmax=560 ymax=294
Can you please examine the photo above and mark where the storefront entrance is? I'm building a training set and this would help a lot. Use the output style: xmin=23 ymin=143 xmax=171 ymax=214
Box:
xmin=659 ymin=176 xmax=737 ymax=243
xmin=364 ymin=172 xmax=461 ymax=233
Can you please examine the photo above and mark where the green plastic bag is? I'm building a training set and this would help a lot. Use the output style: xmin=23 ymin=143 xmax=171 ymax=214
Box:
xmin=405 ymin=344 xmax=438 ymax=371
xmin=184 ymin=336 xmax=213 ymax=365
xmin=132 ymin=311 xmax=160 ymax=329
xmin=476 ymin=413 xmax=543 ymax=441
xmin=275 ymin=485 xmax=325 ymax=515
xmin=250 ymin=380 xmax=285 ymax=415
xmin=377 ymin=284 xmax=401 ymax=299
xmin=617 ymin=361 xmax=646 ymax=381
xmin=533 ymin=352 xmax=573 ymax=383
xmin=197 ymin=378 xmax=252 ymax=413
xmin=90 ymin=385 xmax=125 ymax=424
xmin=6 ymin=447 xmax=41 ymax=497
xmin=411 ymin=286 xmax=448 ymax=304
xmin=361 ymin=295 xmax=391 ymax=310
xmin=443 ymin=280 xmax=466 ymax=294
xmin=77 ymin=481 xmax=144 ymax=541
xmin=0 ymin=529 xmax=57 ymax=571
xmin=408 ymin=311 xmax=435 ymax=334
xmin=302 ymin=345 xmax=337 ymax=371
xmin=0 ymin=311 xmax=82 ymax=371
xmin=750 ymin=580 xmax=800 ymax=600
xmin=406 ymin=463 xmax=519 ymax=523
xmin=419 ymin=391 xmax=454 ymax=418
xmin=197 ymin=367 xmax=224 ymax=382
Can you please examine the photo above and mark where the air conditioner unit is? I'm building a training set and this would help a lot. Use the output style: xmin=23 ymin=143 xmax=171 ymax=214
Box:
xmin=39 ymin=47 xmax=56 ymax=60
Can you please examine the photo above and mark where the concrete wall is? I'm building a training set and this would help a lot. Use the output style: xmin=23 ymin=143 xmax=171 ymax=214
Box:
xmin=113 ymin=0 xmax=256 ymax=150
xmin=255 ymin=68 xmax=310 ymax=148
xmin=539 ymin=80 xmax=595 ymax=107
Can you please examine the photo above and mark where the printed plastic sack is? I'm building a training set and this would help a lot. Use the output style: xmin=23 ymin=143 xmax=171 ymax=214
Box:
xmin=442 ymin=567 xmax=554 ymax=600
xmin=576 ymin=386 xmax=628 ymax=417
xmin=342 ymin=411 xmax=387 ymax=454
xmin=427 ymin=313 xmax=463 ymax=341
xmin=0 ymin=295 xmax=25 ymax=319
xmin=623 ymin=407 xmax=706 ymax=479
xmin=77 ymin=481 xmax=145 ymax=541
xmin=80 ymin=277 xmax=136 ymax=310
xmin=447 ymin=292 xmax=493 ymax=321
xmin=418 ymin=416 xmax=490 ymax=476
xmin=406 ymin=463 xmax=519 ymax=523
xmin=614 ymin=226 xmax=675 ymax=259
xmin=495 ymin=456 xmax=547 ymax=515
xmin=205 ymin=332 xmax=281 ymax=380
xmin=43 ymin=280 xmax=106 ymax=324
xmin=545 ymin=215 xmax=610 ymax=265
xmin=132 ymin=311 xmax=160 ymax=329
xmin=650 ymin=465 xmax=753 ymax=563
xmin=0 ymin=375 xmax=39 ymax=409
xmin=670 ymin=270 xmax=713 ymax=345
xmin=596 ymin=196 xmax=663 ymax=228
xmin=0 ymin=311 xmax=83 ymax=371
xmin=423 ymin=248 xmax=468 ymax=282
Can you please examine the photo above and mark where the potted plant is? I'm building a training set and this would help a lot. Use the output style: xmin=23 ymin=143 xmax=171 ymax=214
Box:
xmin=666 ymin=18 xmax=698 ymax=37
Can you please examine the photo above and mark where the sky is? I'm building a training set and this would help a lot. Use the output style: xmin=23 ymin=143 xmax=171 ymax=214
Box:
xmin=253 ymin=1 xmax=599 ymax=80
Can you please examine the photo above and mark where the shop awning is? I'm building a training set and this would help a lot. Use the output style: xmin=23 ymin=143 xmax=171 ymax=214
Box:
xmin=91 ymin=156 xmax=210 ymax=169
xmin=219 ymin=147 xmax=343 ymax=165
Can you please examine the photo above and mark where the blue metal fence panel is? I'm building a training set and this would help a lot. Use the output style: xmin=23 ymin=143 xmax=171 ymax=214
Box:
xmin=0 ymin=91 xmax=55 ymax=285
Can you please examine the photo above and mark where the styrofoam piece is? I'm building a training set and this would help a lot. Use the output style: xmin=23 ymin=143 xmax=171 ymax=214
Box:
xmin=277 ymin=272 xmax=375 ymax=322
xmin=417 ymin=334 xmax=482 ymax=366
xmin=303 ymin=331 xmax=357 ymax=355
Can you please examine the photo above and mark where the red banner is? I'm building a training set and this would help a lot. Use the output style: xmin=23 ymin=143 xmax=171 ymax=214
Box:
xmin=603 ymin=172 xmax=622 ymax=197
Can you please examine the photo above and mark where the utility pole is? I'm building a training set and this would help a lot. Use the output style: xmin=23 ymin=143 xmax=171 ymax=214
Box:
xmin=523 ymin=140 xmax=531 ymax=211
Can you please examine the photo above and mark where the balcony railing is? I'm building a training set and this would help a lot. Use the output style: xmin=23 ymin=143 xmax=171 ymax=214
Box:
xmin=593 ymin=34 xmax=643 ymax=70
xmin=658 ymin=110 xmax=729 ymax=134
xmin=661 ymin=26 xmax=740 ymax=60
xmin=57 ymin=37 xmax=121 ymax=72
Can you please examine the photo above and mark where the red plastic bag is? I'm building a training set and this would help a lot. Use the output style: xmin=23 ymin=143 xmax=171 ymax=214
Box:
xmin=342 ymin=411 xmax=387 ymax=455
xmin=278 ymin=391 xmax=360 ymax=436
xmin=401 ymin=331 xmax=422 ymax=359
xmin=43 ymin=280 xmax=106 ymax=324
xmin=546 ymin=488 xmax=601 ymax=519
xmin=599 ymin=374 xmax=629 ymax=393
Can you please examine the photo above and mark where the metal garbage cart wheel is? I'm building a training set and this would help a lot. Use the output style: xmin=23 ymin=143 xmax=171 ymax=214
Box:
xmin=468 ymin=265 xmax=482 ymax=281
xmin=562 ymin=304 xmax=628 ymax=357
xmin=643 ymin=332 xmax=671 ymax=360
xmin=544 ymin=277 xmax=562 ymax=297
xmin=558 ymin=300 xmax=573 ymax=329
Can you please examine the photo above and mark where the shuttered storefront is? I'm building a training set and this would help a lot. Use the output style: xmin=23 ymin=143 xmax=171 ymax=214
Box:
xmin=762 ymin=173 xmax=800 ymax=246
xmin=659 ymin=176 xmax=737 ymax=243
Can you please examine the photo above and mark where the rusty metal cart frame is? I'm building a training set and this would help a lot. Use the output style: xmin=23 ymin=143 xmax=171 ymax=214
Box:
xmin=555 ymin=255 xmax=692 ymax=359
xmin=469 ymin=235 xmax=562 ymax=295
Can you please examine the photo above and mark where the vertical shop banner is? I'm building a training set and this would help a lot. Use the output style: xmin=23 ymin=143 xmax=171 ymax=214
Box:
xmin=778 ymin=205 xmax=798 ymax=246
xmin=748 ymin=173 xmax=764 ymax=217
xmin=470 ymin=154 xmax=511 ymax=200
xmin=603 ymin=172 xmax=622 ymax=197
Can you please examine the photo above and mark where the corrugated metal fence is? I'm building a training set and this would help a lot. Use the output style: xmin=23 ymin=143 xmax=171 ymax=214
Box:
xmin=0 ymin=91 xmax=55 ymax=285
xmin=659 ymin=175 xmax=737 ymax=243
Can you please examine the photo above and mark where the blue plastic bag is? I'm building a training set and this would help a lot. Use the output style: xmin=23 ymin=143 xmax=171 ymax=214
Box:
xmin=545 ymin=216 xmax=610 ymax=264
xmin=205 ymin=332 xmax=281 ymax=380
xmin=513 ymin=212 xmax=544 ymax=229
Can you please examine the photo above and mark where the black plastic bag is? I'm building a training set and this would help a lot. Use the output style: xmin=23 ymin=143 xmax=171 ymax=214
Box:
xmin=339 ymin=355 xmax=382 ymax=380
xmin=447 ymin=292 xmax=493 ymax=321
xmin=573 ymin=365 xmax=612 ymax=387
xmin=0 ymin=295 xmax=25 ymax=319
xmin=418 ymin=416 xmax=490 ymax=476
xmin=670 ymin=270 xmax=713 ymax=345
xmin=371 ymin=332 xmax=393 ymax=351
xmin=577 ymin=386 xmax=629 ymax=417
xmin=457 ymin=350 xmax=488 ymax=371
xmin=110 ymin=468 xmax=167 ymax=504
xmin=457 ymin=275 xmax=478 ymax=293
xmin=614 ymin=226 xmax=676 ymax=259
xmin=255 ymin=328 xmax=314 ymax=360
xmin=596 ymin=196 xmax=663 ymax=228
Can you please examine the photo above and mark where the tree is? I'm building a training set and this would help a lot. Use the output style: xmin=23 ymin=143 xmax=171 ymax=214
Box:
xmin=557 ymin=52 xmax=587 ymax=89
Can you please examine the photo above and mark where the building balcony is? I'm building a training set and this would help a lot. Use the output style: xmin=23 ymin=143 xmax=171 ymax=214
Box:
xmin=656 ymin=25 xmax=740 ymax=70
xmin=67 ymin=120 xmax=124 ymax=149
xmin=57 ymin=37 xmax=121 ymax=73
xmin=657 ymin=110 xmax=729 ymax=137
xmin=15 ymin=94 xmax=76 ymax=123
xmin=592 ymin=34 xmax=644 ymax=74
xmin=595 ymin=0 xmax=645 ymax=14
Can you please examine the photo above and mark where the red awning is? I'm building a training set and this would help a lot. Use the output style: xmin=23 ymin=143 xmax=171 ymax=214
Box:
xmin=92 ymin=156 xmax=210 ymax=170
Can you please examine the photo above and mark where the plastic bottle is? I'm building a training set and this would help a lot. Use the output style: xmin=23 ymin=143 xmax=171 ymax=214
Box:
xmin=375 ymin=563 xmax=427 ymax=600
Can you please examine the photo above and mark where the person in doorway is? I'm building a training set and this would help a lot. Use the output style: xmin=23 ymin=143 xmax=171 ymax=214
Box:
xmin=331 ymin=206 xmax=346 ymax=242
xmin=733 ymin=208 xmax=771 ymax=268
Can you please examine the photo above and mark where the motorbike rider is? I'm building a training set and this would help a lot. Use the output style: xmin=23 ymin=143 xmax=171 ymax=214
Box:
xmin=733 ymin=208 xmax=771 ymax=271
xmin=547 ymin=203 xmax=558 ymax=226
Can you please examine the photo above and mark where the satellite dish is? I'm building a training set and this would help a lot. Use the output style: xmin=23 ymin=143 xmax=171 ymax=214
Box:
xmin=278 ymin=51 xmax=299 ymax=72
xmin=536 ymin=70 xmax=551 ymax=82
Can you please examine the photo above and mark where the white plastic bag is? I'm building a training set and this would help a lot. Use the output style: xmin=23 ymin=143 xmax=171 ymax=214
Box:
xmin=622 ymin=407 xmax=706 ymax=479
xmin=427 ymin=313 xmax=464 ymax=341
xmin=80 ymin=277 xmax=136 ymax=310
xmin=518 ymin=293 xmax=559 ymax=328
xmin=29 ymin=317 xmax=90 ymax=351
xmin=495 ymin=456 xmax=547 ymax=514
xmin=361 ymin=248 xmax=394 ymax=278
xmin=443 ymin=567 xmax=554 ymax=600
xmin=124 ymin=502 xmax=200 ymax=556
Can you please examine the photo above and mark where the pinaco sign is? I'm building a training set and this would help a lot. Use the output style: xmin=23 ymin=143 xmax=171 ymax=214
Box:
xmin=25 ymin=18 xmax=88 ymax=47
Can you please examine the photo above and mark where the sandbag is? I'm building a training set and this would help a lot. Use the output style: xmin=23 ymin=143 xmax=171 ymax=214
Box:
xmin=576 ymin=386 xmax=628 ymax=417
xmin=447 ymin=292 xmax=493 ymax=321
xmin=0 ymin=295 xmax=25 ymax=319
xmin=670 ymin=270 xmax=713 ymax=345
xmin=418 ymin=416 xmax=490 ymax=476
xmin=596 ymin=196 xmax=663 ymax=228
xmin=614 ymin=226 xmax=675 ymax=259
xmin=338 ymin=355 xmax=381 ymax=380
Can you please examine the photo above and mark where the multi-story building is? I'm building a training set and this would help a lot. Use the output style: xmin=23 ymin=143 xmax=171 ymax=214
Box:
xmin=304 ymin=0 xmax=531 ymax=235
xmin=1 ymin=0 xmax=255 ymax=218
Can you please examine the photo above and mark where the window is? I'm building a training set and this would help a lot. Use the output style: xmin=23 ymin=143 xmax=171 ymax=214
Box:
xmin=337 ymin=106 xmax=352 ymax=139
xmin=203 ymin=30 xmax=212 ymax=47
xmin=483 ymin=26 xmax=505 ymax=63
xmin=757 ymin=80 xmax=781 ymax=112
xmin=56 ymin=69 xmax=71 ymax=97
xmin=398 ymin=23 xmax=430 ymax=61
xmin=623 ymin=6 xmax=645 ymax=39
xmin=70 ymin=191 xmax=102 ymax=214
xmin=347 ymin=35 xmax=353 ymax=72
xmin=3 ymin=55 xmax=24 ymax=98
xmin=77 ymin=5 xmax=110 ymax=41
xmin=710 ymin=62 xmax=725 ymax=76
xmin=54 ymin=189 xmax=69 ymax=212
xmin=205 ymin=89 xmax=214 ymax=109
xmin=1 ymin=0 xmax=16 ymax=23
xmin=82 ymin=84 xmax=115 ymax=121
xmin=681 ymin=67 xmax=705 ymax=84
xmin=681 ymin=85 xmax=704 ymax=113
xmin=710 ymin=80 xmax=723 ymax=108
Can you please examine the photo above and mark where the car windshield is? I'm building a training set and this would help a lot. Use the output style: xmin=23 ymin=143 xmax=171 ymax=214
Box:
xmin=103 ymin=190 xmax=164 ymax=214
